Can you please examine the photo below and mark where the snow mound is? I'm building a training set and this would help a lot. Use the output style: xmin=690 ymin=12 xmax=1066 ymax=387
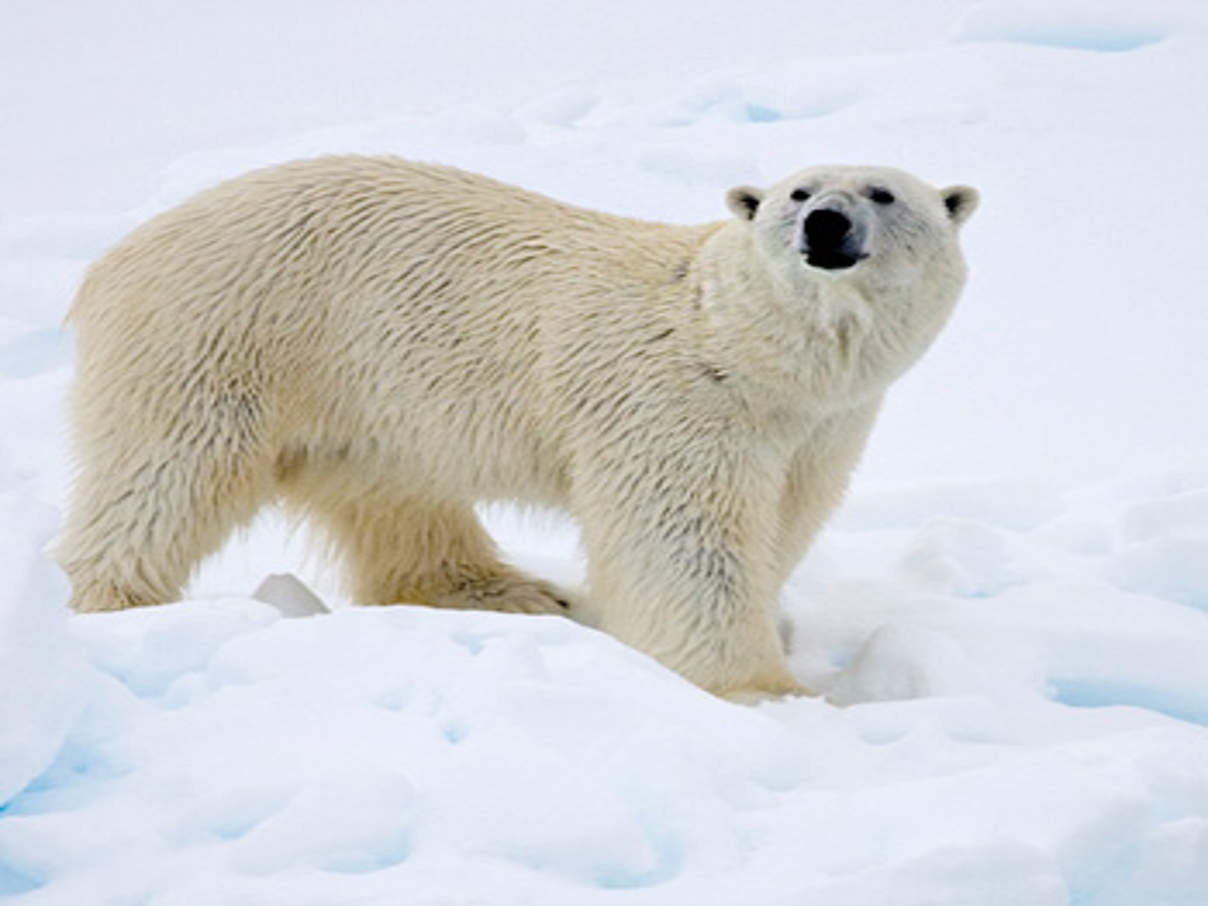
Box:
xmin=0 ymin=478 xmax=84 ymax=811
xmin=0 ymin=596 xmax=1204 ymax=905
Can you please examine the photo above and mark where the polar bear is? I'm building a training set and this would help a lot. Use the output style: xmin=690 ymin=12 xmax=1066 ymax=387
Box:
xmin=58 ymin=156 xmax=977 ymax=699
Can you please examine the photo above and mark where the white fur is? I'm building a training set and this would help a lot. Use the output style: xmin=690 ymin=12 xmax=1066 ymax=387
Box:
xmin=58 ymin=156 xmax=977 ymax=699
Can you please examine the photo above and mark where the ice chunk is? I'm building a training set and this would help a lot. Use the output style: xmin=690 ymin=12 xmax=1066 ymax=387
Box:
xmin=252 ymin=572 xmax=330 ymax=617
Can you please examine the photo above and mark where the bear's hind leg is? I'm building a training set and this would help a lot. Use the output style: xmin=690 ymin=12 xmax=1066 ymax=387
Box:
xmin=58 ymin=432 xmax=275 ymax=613
xmin=305 ymin=494 xmax=574 ymax=616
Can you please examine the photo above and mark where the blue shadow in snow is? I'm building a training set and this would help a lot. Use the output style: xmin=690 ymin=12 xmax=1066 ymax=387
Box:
xmin=2 ymin=738 xmax=128 ymax=817
xmin=1050 ymin=677 xmax=1208 ymax=726
xmin=743 ymin=104 xmax=782 ymax=123
xmin=0 ymin=861 xmax=44 ymax=896
xmin=958 ymin=25 xmax=1164 ymax=54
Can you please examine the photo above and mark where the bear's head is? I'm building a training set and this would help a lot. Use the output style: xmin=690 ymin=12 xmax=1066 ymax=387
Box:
xmin=725 ymin=165 xmax=978 ymax=288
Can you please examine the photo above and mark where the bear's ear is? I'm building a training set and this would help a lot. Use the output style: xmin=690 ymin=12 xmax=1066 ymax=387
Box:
xmin=725 ymin=185 xmax=764 ymax=221
xmin=941 ymin=185 xmax=979 ymax=227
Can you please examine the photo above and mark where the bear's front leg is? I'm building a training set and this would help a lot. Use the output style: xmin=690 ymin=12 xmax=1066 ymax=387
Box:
xmin=574 ymin=443 xmax=804 ymax=701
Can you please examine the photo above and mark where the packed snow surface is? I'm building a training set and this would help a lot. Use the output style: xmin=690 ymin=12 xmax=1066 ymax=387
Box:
xmin=2 ymin=1 xmax=1207 ymax=904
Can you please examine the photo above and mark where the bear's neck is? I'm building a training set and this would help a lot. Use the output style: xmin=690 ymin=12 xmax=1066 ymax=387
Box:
xmin=690 ymin=222 xmax=946 ymax=415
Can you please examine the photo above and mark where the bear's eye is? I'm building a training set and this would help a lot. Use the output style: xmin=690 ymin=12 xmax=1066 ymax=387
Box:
xmin=789 ymin=188 xmax=810 ymax=202
xmin=869 ymin=188 xmax=895 ymax=205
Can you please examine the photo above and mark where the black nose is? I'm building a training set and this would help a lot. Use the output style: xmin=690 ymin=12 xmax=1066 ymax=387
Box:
xmin=804 ymin=208 xmax=851 ymax=250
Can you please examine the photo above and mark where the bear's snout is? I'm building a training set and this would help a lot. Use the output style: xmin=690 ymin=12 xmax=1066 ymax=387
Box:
xmin=800 ymin=207 xmax=866 ymax=271
xmin=804 ymin=209 xmax=851 ymax=249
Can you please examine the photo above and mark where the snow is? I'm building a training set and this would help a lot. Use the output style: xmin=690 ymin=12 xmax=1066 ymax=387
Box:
xmin=2 ymin=1 xmax=1207 ymax=903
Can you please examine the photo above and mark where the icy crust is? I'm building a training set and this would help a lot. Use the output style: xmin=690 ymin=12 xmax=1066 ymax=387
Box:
xmin=2 ymin=601 xmax=1206 ymax=906
xmin=2 ymin=604 xmax=800 ymax=901
xmin=2 ymin=460 xmax=1207 ymax=904
xmin=791 ymin=460 xmax=1208 ymax=725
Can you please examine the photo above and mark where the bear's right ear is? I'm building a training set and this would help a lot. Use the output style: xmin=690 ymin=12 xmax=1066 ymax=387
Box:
xmin=725 ymin=186 xmax=764 ymax=221
xmin=941 ymin=185 xmax=979 ymax=227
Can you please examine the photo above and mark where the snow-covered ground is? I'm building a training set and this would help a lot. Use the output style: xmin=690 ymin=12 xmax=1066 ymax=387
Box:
xmin=2 ymin=1 xmax=1207 ymax=904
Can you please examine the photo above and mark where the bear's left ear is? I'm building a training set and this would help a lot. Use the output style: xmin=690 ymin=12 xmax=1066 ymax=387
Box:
xmin=941 ymin=185 xmax=979 ymax=227
xmin=725 ymin=185 xmax=764 ymax=221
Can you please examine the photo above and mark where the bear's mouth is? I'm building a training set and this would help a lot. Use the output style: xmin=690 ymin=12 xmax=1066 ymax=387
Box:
xmin=804 ymin=250 xmax=867 ymax=271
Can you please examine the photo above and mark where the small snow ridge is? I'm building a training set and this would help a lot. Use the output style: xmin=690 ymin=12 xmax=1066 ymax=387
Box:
xmin=897 ymin=517 xmax=1031 ymax=597
xmin=227 ymin=771 xmax=415 ymax=875
xmin=204 ymin=790 xmax=289 ymax=841
xmin=1107 ymin=490 xmax=1208 ymax=610
xmin=1115 ymin=818 xmax=1208 ymax=906
xmin=1049 ymin=677 xmax=1208 ymax=727
xmin=886 ymin=842 xmax=1067 ymax=906
xmin=646 ymin=74 xmax=857 ymax=128
xmin=71 ymin=599 xmax=280 ymax=698
xmin=1108 ymin=537 xmax=1208 ymax=611
xmin=836 ymin=478 xmax=1061 ymax=533
xmin=517 ymin=89 xmax=601 ymax=127
xmin=0 ymin=862 xmax=42 ymax=897
xmin=3 ymin=736 xmax=127 ymax=817
xmin=423 ymin=728 xmax=678 ymax=889
xmin=954 ymin=2 xmax=1167 ymax=53
xmin=827 ymin=624 xmax=986 ymax=706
